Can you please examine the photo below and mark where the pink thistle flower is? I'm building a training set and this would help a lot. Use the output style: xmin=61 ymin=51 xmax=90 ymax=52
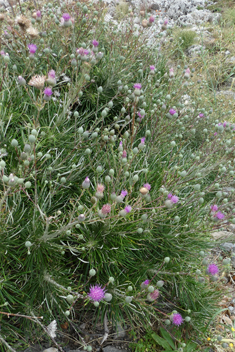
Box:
xmin=119 ymin=141 xmax=122 ymax=147
xmin=141 ymin=279 xmax=150 ymax=289
xmin=121 ymin=190 xmax=128 ymax=198
xmin=92 ymin=40 xmax=99 ymax=47
xmin=223 ymin=122 xmax=227 ymax=128
xmin=163 ymin=19 xmax=168 ymax=26
xmin=184 ymin=68 xmax=191 ymax=78
xmin=144 ymin=183 xmax=151 ymax=191
xmin=207 ymin=264 xmax=219 ymax=275
xmin=149 ymin=16 xmax=154 ymax=23
xmin=0 ymin=50 xmax=5 ymax=56
xmin=169 ymin=67 xmax=174 ymax=77
xmin=199 ymin=113 xmax=204 ymax=118
xmin=125 ymin=205 xmax=132 ymax=213
xmin=97 ymin=184 xmax=105 ymax=193
xmin=122 ymin=150 xmax=127 ymax=158
xmin=101 ymin=204 xmax=111 ymax=215
xmin=171 ymin=195 xmax=179 ymax=204
xmin=215 ymin=211 xmax=224 ymax=220
xmin=36 ymin=10 xmax=41 ymax=18
xmin=149 ymin=289 xmax=160 ymax=300
xmin=167 ymin=193 xmax=173 ymax=199
xmin=62 ymin=13 xmax=71 ymax=21
xmin=169 ymin=108 xmax=176 ymax=115
xmin=28 ymin=44 xmax=37 ymax=54
xmin=88 ymin=284 xmax=105 ymax=302
xmin=133 ymin=83 xmax=142 ymax=89
xmin=48 ymin=70 xmax=56 ymax=79
xmin=141 ymin=137 xmax=145 ymax=144
xmin=211 ymin=205 xmax=218 ymax=212
xmin=214 ymin=132 xmax=217 ymax=136
xmin=172 ymin=313 xmax=183 ymax=326
xmin=44 ymin=87 xmax=52 ymax=96
xmin=150 ymin=65 xmax=155 ymax=70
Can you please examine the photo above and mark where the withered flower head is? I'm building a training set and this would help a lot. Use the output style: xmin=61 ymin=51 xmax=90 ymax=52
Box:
xmin=26 ymin=26 xmax=39 ymax=38
xmin=16 ymin=15 xmax=31 ymax=31
xmin=28 ymin=75 xmax=46 ymax=89
xmin=0 ymin=13 xmax=5 ymax=21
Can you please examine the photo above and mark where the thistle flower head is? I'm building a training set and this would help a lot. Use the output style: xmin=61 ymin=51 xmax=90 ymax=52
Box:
xmin=211 ymin=205 xmax=218 ymax=212
xmin=137 ymin=111 xmax=145 ymax=119
xmin=141 ymin=137 xmax=145 ymax=144
xmin=122 ymin=150 xmax=127 ymax=158
xmin=141 ymin=279 xmax=150 ymax=289
xmin=28 ymin=75 xmax=46 ymax=89
xmin=121 ymin=190 xmax=128 ymax=198
xmin=150 ymin=65 xmax=155 ymax=70
xmin=172 ymin=313 xmax=183 ymax=326
xmin=88 ymin=285 xmax=105 ymax=302
xmin=169 ymin=108 xmax=176 ymax=115
xmin=28 ymin=44 xmax=37 ymax=54
xmin=82 ymin=177 xmax=90 ymax=189
xmin=149 ymin=289 xmax=160 ymax=300
xmin=171 ymin=195 xmax=179 ymax=204
xmin=26 ymin=27 xmax=39 ymax=38
xmin=169 ymin=67 xmax=174 ymax=77
xmin=144 ymin=183 xmax=151 ymax=191
xmin=149 ymin=16 xmax=154 ymax=23
xmin=48 ymin=70 xmax=56 ymax=79
xmin=97 ymin=184 xmax=105 ymax=193
xmin=36 ymin=10 xmax=41 ymax=18
xmin=92 ymin=40 xmax=99 ymax=47
xmin=133 ymin=83 xmax=142 ymax=90
xmin=44 ymin=87 xmax=53 ymax=96
xmin=125 ymin=205 xmax=132 ymax=213
xmin=163 ymin=19 xmax=168 ymax=26
xmin=62 ymin=13 xmax=71 ymax=21
xmin=16 ymin=15 xmax=31 ymax=30
xmin=199 ymin=113 xmax=204 ymax=118
xmin=167 ymin=193 xmax=173 ymax=199
xmin=215 ymin=211 xmax=224 ymax=220
xmin=101 ymin=204 xmax=111 ymax=215
xmin=207 ymin=264 xmax=219 ymax=275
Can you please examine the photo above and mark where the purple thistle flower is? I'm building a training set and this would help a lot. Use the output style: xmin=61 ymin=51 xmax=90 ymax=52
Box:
xmin=167 ymin=193 xmax=173 ymax=199
xmin=169 ymin=67 xmax=174 ymax=77
xmin=62 ymin=13 xmax=71 ymax=21
xmin=121 ymin=190 xmax=128 ymax=198
xmin=125 ymin=205 xmax=132 ymax=213
xmin=101 ymin=204 xmax=111 ymax=215
xmin=171 ymin=195 xmax=179 ymax=204
xmin=141 ymin=137 xmax=145 ymax=144
xmin=36 ymin=10 xmax=41 ymax=18
xmin=163 ymin=19 xmax=168 ymax=26
xmin=149 ymin=289 xmax=160 ymax=300
xmin=150 ymin=65 xmax=155 ymax=70
xmin=207 ymin=264 xmax=219 ymax=275
xmin=215 ymin=211 xmax=224 ymax=220
xmin=88 ymin=284 xmax=105 ymax=302
xmin=214 ymin=132 xmax=217 ymax=136
xmin=169 ymin=108 xmax=176 ymax=115
xmin=44 ymin=87 xmax=52 ymax=96
xmin=172 ymin=313 xmax=183 ymax=326
xmin=149 ymin=16 xmax=154 ymax=23
xmin=92 ymin=40 xmax=99 ymax=47
xmin=141 ymin=279 xmax=150 ymax=289
xmin=122 ymin=150 xmax=127 ymax=158
xmin=211 ymin=205 xmax=218 ymax=212
xmin=144 ymin=183 xmax=151 ymax=191
xmin=28 ymin=44 xmax=37 ymax=54
xmin=48 ymin=70 xmax=56 ymax=79
xmin=223 ymin=122 xmax=227 ymax=128
xmin=133 ymin=83 xmax=142 ymax=90
xmin=119 ymin=141 xmax=122 ymax=147
xmin=199 ymin=113 xmax=204 ymax=118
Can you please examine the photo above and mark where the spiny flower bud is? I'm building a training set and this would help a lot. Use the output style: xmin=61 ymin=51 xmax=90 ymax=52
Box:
xmin=82 ymin=177 xmax=90 ymax=189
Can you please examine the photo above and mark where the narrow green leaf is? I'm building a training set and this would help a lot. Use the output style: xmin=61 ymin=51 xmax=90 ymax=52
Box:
xmin=151 ymin=333 xmax=173 ymax=350
xmin=160 ymin=327 xmax=175 ymax=349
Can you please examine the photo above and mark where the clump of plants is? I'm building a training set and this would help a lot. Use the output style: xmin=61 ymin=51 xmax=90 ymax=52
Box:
xmin=0 ymin=0 xmax=235 ymax=350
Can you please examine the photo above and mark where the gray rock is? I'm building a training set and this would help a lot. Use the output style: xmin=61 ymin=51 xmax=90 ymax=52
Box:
xmin=228 ymin=224 xmax=235 ymax=233
xmin=114 ymin=322 xmax=126 ymax=339
xmin=211 ymin=231 xmax=235 ymax=241
xmin=43 ymin=348 xmax=58 ymax=352
xmin=150 ymin=3 xmax=160 ymax=10
xmin=103 ymin=347 xmax=126 ymax=352
xmin=221 ymin=242 xmax=235 ymax=252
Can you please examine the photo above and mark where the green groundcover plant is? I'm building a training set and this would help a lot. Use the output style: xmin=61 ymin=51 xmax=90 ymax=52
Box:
xmin=0 ymin=0 xmax=235 ymax=350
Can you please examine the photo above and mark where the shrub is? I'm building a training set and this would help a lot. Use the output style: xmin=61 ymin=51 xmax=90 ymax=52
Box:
xmin=0 ymin=1 xmax=234 ymax=350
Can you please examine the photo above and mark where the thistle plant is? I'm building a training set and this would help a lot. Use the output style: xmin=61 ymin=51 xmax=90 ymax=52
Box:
xmin=0 ymin=0 xmax=234 ymax=349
